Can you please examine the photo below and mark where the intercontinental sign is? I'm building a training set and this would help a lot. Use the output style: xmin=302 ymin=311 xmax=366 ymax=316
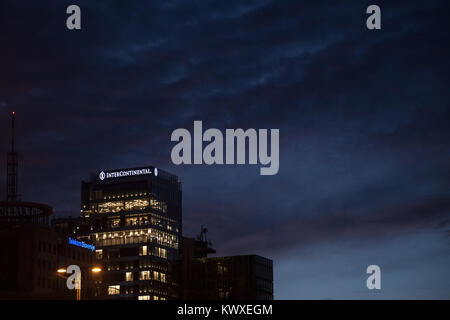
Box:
xmin=99 ymin=167 xmax=158 ymax=181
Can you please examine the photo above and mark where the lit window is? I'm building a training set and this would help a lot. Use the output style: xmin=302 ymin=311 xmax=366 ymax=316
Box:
xmin=140 ymin=271 xmax=150 ymax=280
xmin=155 ymin=247 xmax=167 ymax=259
xmin=138 ymin=295 xmax=150 ymax=300
xmin=149 ymin=199 xmax=168 ymax=213
xmin=126 ymin=217 xmax=138 ymax=226
xmin=98 ymin=201 xmax=124 ymax=213
xmin=140 ymin=246 xmax=148 ymax=256
xmin=108 ymin=285 xmax=120 ymax=295
xmin=124 ymin=199 xmax=149 ymax=211
xmin=125 ymin=272 xmax=133 ymax=282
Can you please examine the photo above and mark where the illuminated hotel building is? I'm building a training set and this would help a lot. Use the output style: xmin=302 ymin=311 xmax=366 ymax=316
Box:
xmin=54 ymin=166 xmax=182 ymax=300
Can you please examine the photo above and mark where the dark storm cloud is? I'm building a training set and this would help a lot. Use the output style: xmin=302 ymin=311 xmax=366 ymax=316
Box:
xmin=1 ymin=0 xmax=449 ymax=297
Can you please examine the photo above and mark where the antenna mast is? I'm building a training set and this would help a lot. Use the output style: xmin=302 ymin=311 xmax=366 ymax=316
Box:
xmin=6 ymin=111 xmax=18 ymax=202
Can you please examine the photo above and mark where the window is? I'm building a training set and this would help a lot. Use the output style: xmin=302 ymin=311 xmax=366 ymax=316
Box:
xmin=140 ymin=271 xmax=150 ymax=280
xmin=108 ymin=285 xmax=120 ymax=295
xmin=108 ymin=218 xmax=120 ymax=228
xmin=138 ymin=295 xmax=150 ymax=300
xmin=155 ymin=247 xmax=167 ymax=259
xmin=96 ymin=249 xmax=103 ymax=260
xmin=126 ymin=217 xmax=138 ymax=226
xmin=140 ymin=246 xmax=147 ymax=256
xmin=124 ymin=199 xmax=148 ymax=211
xmin=125 ymin=272 xmax=133 ymax=282
xmin=125 ymin=287 xmax=134 ymax=294
xmin=149 ymin=199 xmax=167 ymax=213
xmin=98 ymin=201 xmax=124 ymax=213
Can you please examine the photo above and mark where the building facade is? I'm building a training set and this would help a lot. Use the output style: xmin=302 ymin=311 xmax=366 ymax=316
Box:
xmin=53 ymin=166 xmax=182 ymax=300
xmin=0 ymin=224 xmax=97 ymax=299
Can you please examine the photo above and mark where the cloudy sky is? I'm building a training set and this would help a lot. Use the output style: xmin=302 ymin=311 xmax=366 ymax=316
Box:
xmin=1 ymin=0 xmax=449 ymax=299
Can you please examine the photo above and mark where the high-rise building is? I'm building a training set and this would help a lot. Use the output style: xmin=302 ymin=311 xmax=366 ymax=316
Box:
xmin=53 ymin=166 xmax=182 ymax=300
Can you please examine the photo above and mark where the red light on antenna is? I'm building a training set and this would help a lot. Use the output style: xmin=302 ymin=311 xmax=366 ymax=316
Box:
xmin=12 ymin=111 xmax=15 ymax=115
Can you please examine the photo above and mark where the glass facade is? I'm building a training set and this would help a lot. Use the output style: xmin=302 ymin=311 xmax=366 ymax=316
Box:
xmin=75 ymin=166 xmax=182 ymax=300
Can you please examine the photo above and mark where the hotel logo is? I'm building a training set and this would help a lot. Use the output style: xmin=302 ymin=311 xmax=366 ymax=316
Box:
xmin=98 ymin=168 xmax=157 ymax=180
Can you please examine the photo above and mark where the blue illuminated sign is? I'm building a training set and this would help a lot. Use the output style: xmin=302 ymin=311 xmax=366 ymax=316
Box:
xmin=68 ymin=237 xmax=95 ymax=251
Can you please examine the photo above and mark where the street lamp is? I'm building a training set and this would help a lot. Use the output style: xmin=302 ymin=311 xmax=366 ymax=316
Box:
xmin=56 ymin=266 xmax=102 ymax=300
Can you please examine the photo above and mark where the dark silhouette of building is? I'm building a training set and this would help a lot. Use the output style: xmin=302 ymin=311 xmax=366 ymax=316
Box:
xmin=0 ymin=112 xmax=97 ymax=300
xmin=180 ymin=232 xmax=273 ymax=300
xmin=0 ymin=224 xmax=60 ymax=299
xmin=0 ymin=225 xmax=98 ymax=299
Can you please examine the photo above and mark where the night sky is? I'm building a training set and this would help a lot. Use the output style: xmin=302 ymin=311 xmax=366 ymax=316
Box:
xmin=1 ymin=0 xmax=450 ymax=299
